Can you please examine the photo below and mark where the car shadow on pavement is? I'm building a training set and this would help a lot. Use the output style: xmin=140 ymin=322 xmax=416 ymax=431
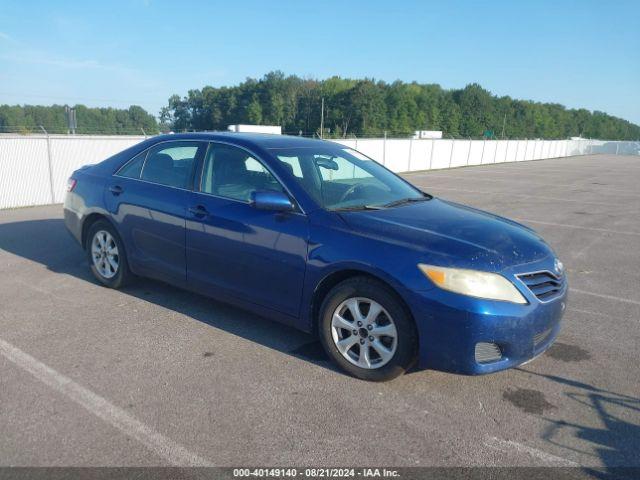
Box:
xmin=517 ymin=368 xmax=640 ymax=472
xmin=0 ymin=218 xmax=340 ymax=373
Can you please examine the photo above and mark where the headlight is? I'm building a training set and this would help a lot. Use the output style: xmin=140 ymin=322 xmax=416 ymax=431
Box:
xmin=418 ymin=264 xmax=527 ymax=304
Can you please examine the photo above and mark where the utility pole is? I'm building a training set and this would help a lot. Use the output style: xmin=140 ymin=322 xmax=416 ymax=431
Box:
xmin=501 ymin=112 xmax=506 ymax=139
xmin=383 ymin=131 xmax=387 ymax=165
xmin=65 ymin=105 xmax=77 ymax=135
xmin=320 ymin=97 xmax=324 ymax=139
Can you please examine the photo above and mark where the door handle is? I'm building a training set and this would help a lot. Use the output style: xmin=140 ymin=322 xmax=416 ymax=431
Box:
xmin=109 ymin=185 xmax=123 ymax=195
xmin=188 ymin=205 xmax=208 ymax=218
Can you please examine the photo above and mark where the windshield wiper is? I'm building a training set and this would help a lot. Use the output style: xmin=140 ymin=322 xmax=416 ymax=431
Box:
xmin=383 ymin=195 xmax=431 ymax=208
xmin=334 ymin=205 xmax=385 ymax=212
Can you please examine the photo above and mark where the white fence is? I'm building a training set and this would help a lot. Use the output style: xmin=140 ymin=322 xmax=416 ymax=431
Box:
xmin=0 ymin=134 xmax=638 ymax=209
xmin=332 ymin=137 xmax=639 ymax=172
xmin=0 ymin=135 xmax=146 ymax=209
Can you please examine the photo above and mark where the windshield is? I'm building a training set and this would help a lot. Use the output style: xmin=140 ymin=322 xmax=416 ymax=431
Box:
xmin=270 ymin=146 xmax=427 ymax=210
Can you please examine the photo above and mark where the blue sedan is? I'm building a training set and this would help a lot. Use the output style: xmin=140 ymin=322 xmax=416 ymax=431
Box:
xmin=64 ymin=133 xmax=567 ymax=381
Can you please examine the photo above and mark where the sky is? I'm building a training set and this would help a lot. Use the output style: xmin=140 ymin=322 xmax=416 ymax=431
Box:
xmin=1 ymin=0 xmax=639 ymax=124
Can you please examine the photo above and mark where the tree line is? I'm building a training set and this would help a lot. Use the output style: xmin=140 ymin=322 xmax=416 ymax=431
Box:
xmin=161 ymin=71 xmax=639 ymax=140
xmin=0 ymin=104 xmax=158 ymax=135
xmin=2 ymin=72 xmax=638 ymax=140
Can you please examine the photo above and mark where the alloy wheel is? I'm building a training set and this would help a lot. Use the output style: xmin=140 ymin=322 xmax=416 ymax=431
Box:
xmin=91 ymin=230 xmax=119 ymax=279
xmin=330 ymin=297 xmax=398 ymax=369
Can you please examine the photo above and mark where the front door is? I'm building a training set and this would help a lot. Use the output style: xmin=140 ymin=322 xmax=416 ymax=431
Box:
xmin=185 ymin=142 xmax=308 ymax=317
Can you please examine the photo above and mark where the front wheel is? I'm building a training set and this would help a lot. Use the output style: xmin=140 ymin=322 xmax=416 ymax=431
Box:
xmin=86 ymin=220 xmax=132 ymax=289
xmin=318 ymin=277 xmax=418 ymax=381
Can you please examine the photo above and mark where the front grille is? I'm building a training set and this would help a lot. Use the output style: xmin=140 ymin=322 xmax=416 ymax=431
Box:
xmin=517 ymin=271 xmax=565 ymax=301
xmin=475 ymin=342 xmax=502 ymax=364
xmin=533 ymin=327 xmax=553 ymax=347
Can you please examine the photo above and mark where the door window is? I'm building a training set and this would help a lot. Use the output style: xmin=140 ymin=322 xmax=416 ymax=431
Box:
xmin=200 ymin=144 xmax=284 ymax=202
xmin=140 ymin=141 xmax=203 ymax=189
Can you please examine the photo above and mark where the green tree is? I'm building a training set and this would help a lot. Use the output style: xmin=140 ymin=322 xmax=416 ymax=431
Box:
xmin=0 ymin=104 xmax=158 ymax=134
xmin=155 ymin=71 xmax=640 ymax=140
xmin=246 ymin=94 xmax=263 ymax=124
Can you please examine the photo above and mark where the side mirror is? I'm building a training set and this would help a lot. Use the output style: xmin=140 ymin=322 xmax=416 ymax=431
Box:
xmin=251 ymin=190 xmax=295 ymax=212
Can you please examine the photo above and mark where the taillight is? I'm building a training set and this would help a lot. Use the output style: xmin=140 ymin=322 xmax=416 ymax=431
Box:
xmin=66 ymin=178 xmax=77 ymax=192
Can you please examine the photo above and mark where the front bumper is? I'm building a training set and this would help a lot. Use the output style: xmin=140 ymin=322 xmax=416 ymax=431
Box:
xmin=405 ymin=276 xmax=567 ymax=375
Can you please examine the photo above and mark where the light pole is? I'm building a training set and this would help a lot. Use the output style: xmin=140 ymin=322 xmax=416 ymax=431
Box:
xmin=320 ymin=97 xmax=324 ymax=139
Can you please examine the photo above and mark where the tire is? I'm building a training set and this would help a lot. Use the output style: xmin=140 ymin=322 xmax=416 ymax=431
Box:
xmin=318 ymin=276 xmax=417 ymax=381
xmin=86 ymin=219 xmax=132 ymax=289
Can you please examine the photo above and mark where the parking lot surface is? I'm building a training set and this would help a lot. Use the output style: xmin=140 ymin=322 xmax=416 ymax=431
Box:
xmin=0 ymin=154 xmax=638 ymax=468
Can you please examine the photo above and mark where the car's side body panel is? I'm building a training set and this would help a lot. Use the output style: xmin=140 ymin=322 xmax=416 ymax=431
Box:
xmin=185 ymin=190 xmax=309 ymax=318
xmin=63 ymin=169 xmax=111 ymax=246
xmin=104 ymin=176 xmax=190 ymax=287
xmin=299 ymin=209 xmax=435 ymax=331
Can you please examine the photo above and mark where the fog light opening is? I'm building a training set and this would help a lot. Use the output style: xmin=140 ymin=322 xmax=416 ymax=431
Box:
xmin=475 ymin=342 xmax=503 ymax=364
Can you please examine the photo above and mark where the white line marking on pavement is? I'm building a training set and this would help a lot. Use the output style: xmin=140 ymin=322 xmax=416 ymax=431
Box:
xmin=511 ymin=218 xmax=640 ymax=237
xmin=417 ymin=175 xmax=640 ymax=198
xmin=424 ymin=186 xmax=620 ymax=207
xmin=570 ymin=289 xmax=640 ymax=307
xmin=567 ymin=307 xmax=607 ymax=317
xmin=0 ymin=337 xmax=214 ymax=466
xmin=484 ymin=436 xmax=579 ymax=466
xmin=569 ymin=232 xmax=607 ymax=260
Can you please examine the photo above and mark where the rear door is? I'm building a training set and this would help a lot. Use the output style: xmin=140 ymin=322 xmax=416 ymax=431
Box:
xmin=185 ymin=142 xmax=309 ymax=317
xmin=105 ymin=140 xmax=206 ymax=287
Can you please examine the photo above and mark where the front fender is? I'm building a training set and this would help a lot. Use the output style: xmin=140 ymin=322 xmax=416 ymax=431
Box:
xmin=300 ymin=214 xmax=435 ymax=332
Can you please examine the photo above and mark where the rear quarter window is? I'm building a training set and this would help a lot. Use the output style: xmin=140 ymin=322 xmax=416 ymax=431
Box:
xmin=116 ymin=150 xmax=147 ymax=179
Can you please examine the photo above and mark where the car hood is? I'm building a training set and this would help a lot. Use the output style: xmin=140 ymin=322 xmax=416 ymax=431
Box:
xmin=338 ymin=198 xmax=553 ymax=272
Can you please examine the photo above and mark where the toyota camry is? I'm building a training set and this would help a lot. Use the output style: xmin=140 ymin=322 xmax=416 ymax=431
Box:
xmin=64 ymin=133 xmax=568 ymax=381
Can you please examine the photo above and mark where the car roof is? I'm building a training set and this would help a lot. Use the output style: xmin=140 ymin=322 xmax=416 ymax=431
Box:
xmin=151 ymin=132 xmax=339 ymax=150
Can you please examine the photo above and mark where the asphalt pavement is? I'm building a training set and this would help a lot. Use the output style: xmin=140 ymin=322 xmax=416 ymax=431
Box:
xmin=0 ymin=154 xmax=638 ymax=469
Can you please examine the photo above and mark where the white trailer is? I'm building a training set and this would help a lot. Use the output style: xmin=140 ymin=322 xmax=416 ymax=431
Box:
xmin=413 ymin=130 xmax=443 ymax=139
xmin=227 ymin=124 xmax=282 ymax=135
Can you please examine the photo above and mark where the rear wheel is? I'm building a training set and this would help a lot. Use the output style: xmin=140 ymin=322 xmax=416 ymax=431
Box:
xmin=86 ymin=220 xmax=132 ymax=289
xmin=318 ymin=277 xmax=417 ymax=381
